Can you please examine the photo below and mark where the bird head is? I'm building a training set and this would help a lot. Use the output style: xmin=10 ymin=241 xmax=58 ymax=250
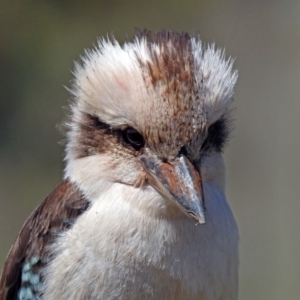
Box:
xmin=64 ymin=30 xmax=237 ymax=225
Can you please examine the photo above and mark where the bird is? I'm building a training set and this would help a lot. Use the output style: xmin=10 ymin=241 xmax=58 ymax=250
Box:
xmin=0 ymin=30 xmax=239 ymax=300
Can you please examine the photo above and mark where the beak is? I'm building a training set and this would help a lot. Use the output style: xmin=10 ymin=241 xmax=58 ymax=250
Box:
xmin=139 ymin=155 xmax=206 ymax=224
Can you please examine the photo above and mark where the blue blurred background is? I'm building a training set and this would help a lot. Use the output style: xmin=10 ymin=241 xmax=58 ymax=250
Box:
xmin=1 ymin=1 xmax=300 ymax=299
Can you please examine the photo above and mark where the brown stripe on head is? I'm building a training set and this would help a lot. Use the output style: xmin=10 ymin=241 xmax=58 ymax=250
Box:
xmin=136 ymin=30 xmax=195 ymax=89
xmin=134 ymin=30 xmax=204 ymax=160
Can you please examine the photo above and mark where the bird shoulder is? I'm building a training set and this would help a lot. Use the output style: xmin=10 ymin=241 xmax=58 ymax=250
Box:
xmin=0 ymin=180 xmax=89 ymax=300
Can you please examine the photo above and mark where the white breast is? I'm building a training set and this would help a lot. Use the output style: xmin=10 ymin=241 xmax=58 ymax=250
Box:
xmin=43 ymin=182 xmax=238 ymax=300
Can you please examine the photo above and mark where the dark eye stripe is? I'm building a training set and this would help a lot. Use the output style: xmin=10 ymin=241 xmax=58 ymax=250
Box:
xmin=201 ymin=118 xmax=229 ymax=153
xmin=76 ymin=113 xmax=145 ymax=159
xmin=88 ymin=115 xmax=111 ymax=131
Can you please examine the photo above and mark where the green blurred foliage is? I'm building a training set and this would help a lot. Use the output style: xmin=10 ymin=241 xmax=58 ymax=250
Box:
xmin=1 ymin=1 xmax=300 ymax=299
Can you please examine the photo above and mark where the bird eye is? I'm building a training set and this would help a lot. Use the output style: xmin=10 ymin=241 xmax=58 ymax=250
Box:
xmin=123 ymin=128 xmax=145 ymax=150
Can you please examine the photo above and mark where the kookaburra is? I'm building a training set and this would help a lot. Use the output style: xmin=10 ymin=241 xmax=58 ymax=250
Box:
xmin=0 ymin=30 xmax=239 ymax=300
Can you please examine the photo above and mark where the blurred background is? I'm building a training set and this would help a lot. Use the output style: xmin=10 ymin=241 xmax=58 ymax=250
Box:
xmin=0 ymin=1 xmax=299 ymax=299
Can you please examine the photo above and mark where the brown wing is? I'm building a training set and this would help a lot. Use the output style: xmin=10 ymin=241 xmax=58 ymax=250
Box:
xmin=0 ymin=179 xmax=90 ymax=300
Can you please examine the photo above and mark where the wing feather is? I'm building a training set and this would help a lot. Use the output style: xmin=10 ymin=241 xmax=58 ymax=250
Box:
xmin=0 ymin=180 xmax=89 ymax=300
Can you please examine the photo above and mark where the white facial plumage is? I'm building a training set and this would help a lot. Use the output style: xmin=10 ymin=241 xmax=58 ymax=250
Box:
xmin=65 ymin=32 xmax=237 ymax=199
